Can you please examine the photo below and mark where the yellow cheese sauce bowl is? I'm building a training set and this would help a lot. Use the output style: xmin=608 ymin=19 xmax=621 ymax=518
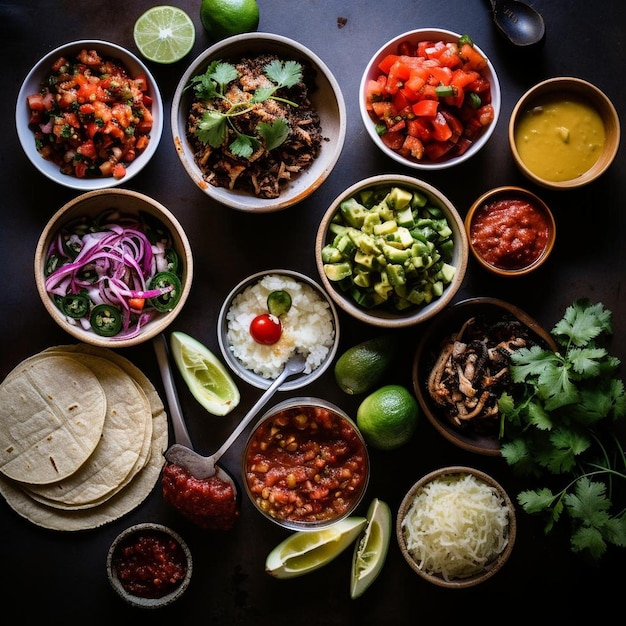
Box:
xmin=509 ymin=77 xmax=620 ymax=190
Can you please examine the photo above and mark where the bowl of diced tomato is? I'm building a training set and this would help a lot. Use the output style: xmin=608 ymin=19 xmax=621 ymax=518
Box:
xmin=360 ymin=29 xmax=500 ymax=169
xmin=16 ymin=40 xmax=163 ymax=190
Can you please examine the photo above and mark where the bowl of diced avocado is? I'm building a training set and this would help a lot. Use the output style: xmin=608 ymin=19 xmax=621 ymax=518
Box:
xmin=315 ymin=175 xmax=468 ymax=328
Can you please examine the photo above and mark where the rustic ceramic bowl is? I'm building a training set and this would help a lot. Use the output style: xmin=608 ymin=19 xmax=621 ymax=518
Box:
xmin=509 ymin=77 xmax=620 ymax=189
xmin=34 ymin=189 xmax=192 ymax=348
xmin=465 ymin=186 xmax=556 ymax=276
xmin=106 ymin=523 xmax=192 ymax=608
xmin=315 ymin=174 xmax=468 ymax=328
xmin=16 ymin=40 xmax=163 ymax=190
xmin=171 ymin=32 xmax=346 ymax=212
xmin=412 ymin=297 xmax=557 ymax=455
xmin=242 ymin=397 xmax=369 ymax=531
xmin=396 ymin=466 xmax=516 ymax=588
xmin=360 ymin=28 xmax=500 ymax=170
xmin=217 ymin=269 xmax=340 ymax=390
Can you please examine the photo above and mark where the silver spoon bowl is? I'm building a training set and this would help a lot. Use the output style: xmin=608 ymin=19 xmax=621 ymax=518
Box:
xmin=489 ymin=0 xmax=546 ymax=47
xmin=154 ymin=335 xmax=306 ymax=485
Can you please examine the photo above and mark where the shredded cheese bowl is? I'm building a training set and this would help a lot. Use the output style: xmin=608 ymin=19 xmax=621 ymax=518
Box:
xmin=396 ymin=466 xmax=516 ymax=588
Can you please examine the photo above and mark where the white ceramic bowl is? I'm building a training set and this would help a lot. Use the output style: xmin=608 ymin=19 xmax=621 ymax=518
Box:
xmin=171 ymin=32 xmax=346 ymax=212
xmin=242 ymin=397 xmax=369 ymax=530
xmin=360 ymin=28 xmax=500 ymax=170
xmin=16 ymin=40 xmax=163 ymax=190
xmin=217 ymin=269 xmax=340 ymax=390
xmin=106 ymin=523 xmax=192 ymax=608
xmin=315 ymin=174 xmax=468 ymax=328
xmin=34 ymin=189 xmax=193 ymax=348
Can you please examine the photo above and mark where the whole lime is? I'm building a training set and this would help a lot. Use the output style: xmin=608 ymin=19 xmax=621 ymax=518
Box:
xmin=200 ymin=0 xmax=260 ymax=41
xmin=356 ymin=385 xmax=418 ymax=450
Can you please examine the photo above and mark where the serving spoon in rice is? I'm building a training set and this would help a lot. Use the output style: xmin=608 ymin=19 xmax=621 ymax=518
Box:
xmin=154 ymin=334 xmax=306 ymax=486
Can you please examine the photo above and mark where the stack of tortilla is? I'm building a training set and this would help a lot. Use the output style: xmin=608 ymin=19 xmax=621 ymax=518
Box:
xmin=0 ymin=344 xmax=167 ymax=531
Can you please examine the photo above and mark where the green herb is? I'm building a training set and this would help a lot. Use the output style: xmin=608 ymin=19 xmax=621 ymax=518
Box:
xmin=499 ymin=299 xmax=626 ymax=560
xmin=188 ymin=58 xmax=303 ymax=158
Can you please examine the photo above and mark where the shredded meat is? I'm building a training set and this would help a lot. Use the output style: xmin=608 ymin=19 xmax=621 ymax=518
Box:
xmin=186 ymin=53 xmax=323 ymax=199
xmin=426 ymin=313 xmax=547 ymax=437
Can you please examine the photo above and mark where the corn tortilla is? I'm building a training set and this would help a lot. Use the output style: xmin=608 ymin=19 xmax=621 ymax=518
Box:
xmin=0 ymin=355 xmax=107 ymax=484
xmin=0 ymin=344 xmax=168 ymax=531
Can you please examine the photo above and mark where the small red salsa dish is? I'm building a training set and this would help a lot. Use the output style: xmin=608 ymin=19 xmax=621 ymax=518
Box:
xmin=465 ymin=186 xmax=555 ymax=276
xmin=243 ymin=397 xmax=370 ymax=530
xmin=106 ymin=523 xmax=192 ymax=608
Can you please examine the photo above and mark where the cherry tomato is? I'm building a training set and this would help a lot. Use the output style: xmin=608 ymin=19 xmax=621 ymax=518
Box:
xmin=249 ymin=314 xmax=282 ymax=345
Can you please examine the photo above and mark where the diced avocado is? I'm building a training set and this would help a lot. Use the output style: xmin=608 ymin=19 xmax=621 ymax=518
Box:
xmin=362 ymin=211 xmax=381 ymax=234
xmin=410 ymin=191 xmax=428 ymax=208
xmin=358 ymin=189 xmax=375 ymax=208
xmin=374 ymin=274 xmax=393 ymax=300
xmin=396 ymin=205 xmax=415 ymax=228
xmin=373 ymin=220 xmax=398 ymax=236
xmin=373 ymin=200 xmax=394 ymax=221
xmin=357 ymin=232 xmax=381 ymax=255
xmin=432 ymin=280 xmax=444 ymax=297
xmin=334 ymin=233 xmax=356 ymax=257
xmin=386 ymin=263 xmax=406 ymax=287
xmin=340 ymin=197 xmax=367 ymax=228
xmin=438 ymin=262 xmax=456 ymax=284
xmin=353 ymin=269 xmax=371 ymax=288
xmin=329 ymin=222 xmax=348 ymax=237
xmin=321 ymin=245 xmax=342 ymax=263
xmin=324 ymin=262 xmax=352 ymax=282
xmin=387 ymin=186 xmax=413 ymax=210
xmin=390 ymin=226 xmax=414 ymax=248
xmin=351 ymin=288 xmax=385 ymax=308
xmin=354 ymin=250 xmax=376 ymax=270
xmin=381 ymin=243 xmax=411 ymax=264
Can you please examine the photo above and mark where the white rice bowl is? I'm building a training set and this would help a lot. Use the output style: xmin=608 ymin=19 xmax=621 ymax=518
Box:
xmin=225 ymin=274 xmax=336 ymax=380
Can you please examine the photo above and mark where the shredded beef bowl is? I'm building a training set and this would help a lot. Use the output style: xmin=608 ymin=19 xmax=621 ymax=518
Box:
xmin=171 ymin=33 xmax=346 ymax=212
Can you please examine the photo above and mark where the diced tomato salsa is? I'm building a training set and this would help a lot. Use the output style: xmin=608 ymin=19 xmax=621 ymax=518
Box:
xmin=26 ymin=48 xmax=154 ymax=179
xmin=364 ymin=35 xmax=495 ymax=164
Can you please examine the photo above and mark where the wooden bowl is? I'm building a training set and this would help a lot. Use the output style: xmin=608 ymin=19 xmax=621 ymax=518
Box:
xmin=412 ymin=297 xmax=557 ymax=455
xmin=396 ymin=466 xmax=516 ymax=588
xmin=509 ymin=77 xmax=620 ymax=189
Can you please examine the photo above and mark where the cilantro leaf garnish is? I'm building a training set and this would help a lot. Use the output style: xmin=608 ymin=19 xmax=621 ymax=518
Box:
xmin=500 ymin=298 xmax=626 ymax=561
xmin=187 ymin=58 xmax=303 ymax=156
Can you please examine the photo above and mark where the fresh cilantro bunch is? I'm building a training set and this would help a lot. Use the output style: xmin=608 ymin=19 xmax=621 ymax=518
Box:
xmin=187 ymin=58 xmax=303 ymax=158
xmin=499 ymin=299 xmax=626 ymax=560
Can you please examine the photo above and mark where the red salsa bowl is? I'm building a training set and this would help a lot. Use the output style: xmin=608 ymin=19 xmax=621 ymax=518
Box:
xmin=465 ymin=186 xmax=556 ymax=276
xmin=242 ymin=397 xmax=370 ymax=530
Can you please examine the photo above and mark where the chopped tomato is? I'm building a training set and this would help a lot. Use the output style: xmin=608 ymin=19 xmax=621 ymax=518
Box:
xmin=412 ymin=99 xmax=439 ymax=117
xmin=380 ymin=130 xmax=405 ymax=151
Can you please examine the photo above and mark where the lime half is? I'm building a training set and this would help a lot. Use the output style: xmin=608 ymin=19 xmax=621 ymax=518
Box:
xmin=350 ymin=498 xmax=392 ymax=599
xmin=170 ymin=331 xmax=240 ymax=416
xmin=133 ymin=5 xmax=195 ymax=64
xmin=265 ymin=517 xmax=366 ymax=579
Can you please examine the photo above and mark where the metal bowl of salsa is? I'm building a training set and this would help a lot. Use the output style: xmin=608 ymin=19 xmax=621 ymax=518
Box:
xmin=242 ymin=397 xmax=370 ymax=530
xmin=465 ymin=186 xmax=556 ymax=277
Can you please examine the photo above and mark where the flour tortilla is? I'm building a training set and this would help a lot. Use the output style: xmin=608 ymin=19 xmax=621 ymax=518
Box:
xmin=20 ymin=353 xmax=151 ymax=508
xmin=0 ymin=355 xmax=107 ymax=484
xmin=0 ymin=344 xmax=168 ymax=531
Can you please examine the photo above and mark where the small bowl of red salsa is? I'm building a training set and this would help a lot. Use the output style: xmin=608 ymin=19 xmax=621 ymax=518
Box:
xmin=465 ymin=186 xmax=556 ymax=276
xmin=243 ymin=397 xmax=370 ymax=530
xmin=106 ymin=523 xmax=192 ymax=608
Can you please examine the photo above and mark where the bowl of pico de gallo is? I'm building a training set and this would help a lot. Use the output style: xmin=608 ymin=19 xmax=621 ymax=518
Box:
xmin=359 ymin=28 xmax=500 ymax=170
xmin=34 ymin=189 xmax=193 ymax=348
xmin=17 ymin=40 xmax=163 ymax=190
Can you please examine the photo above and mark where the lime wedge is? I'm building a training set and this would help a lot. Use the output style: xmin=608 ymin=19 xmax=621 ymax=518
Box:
xmin=133 ymin=5 xmax=195 ymax=64
xmin=169 ymin=331 xmax=240 ymax=416
xmin=266 ymin=517 xmax=366 ymax=579
xmin=350 ymin=498 xmax=392 ymax=599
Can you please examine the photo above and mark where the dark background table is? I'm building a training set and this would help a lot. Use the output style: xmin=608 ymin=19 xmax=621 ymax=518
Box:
xmin=1 ymin=0 xmax=624 ymax=620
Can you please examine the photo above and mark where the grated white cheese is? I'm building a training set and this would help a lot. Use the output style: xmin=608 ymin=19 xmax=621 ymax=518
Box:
xmin=401 ymin=472 xmax=510 ymax=581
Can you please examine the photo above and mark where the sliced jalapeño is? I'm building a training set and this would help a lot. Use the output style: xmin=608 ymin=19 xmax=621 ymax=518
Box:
xmin=61 ymin=293 xmax=90 ymax=319
xmin=90 ymin=304 xmax=123 ymax=337
xmin=148 ymin=271 xmax=182 ymax=312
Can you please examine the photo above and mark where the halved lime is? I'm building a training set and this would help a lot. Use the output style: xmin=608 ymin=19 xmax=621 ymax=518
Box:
xmin=133 ymin=5 xmax=195 ymax=64
xmin=169 ymin=331 xmax=240 ymax=416
xmin=350 ymin=498 xmax=392 ymax=599
xmin=265 ymin=517 xmax=366 ymax=579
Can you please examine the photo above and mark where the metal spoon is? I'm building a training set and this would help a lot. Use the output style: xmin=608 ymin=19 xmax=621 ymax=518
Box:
xmin=154 ymin=334 xmax=306 ymax=482
xmin=488 ymin=0 xmax=546 ymax=47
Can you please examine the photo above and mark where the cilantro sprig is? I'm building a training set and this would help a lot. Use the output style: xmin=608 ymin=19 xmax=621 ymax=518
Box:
xmin=499 ymin=299 xmax=626 ymax=560
xmin=187 ymin=59 xmax=303 ymax=158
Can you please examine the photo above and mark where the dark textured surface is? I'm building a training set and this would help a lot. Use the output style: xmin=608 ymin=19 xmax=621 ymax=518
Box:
xmin=0 ymin=1 xmax=624 ymax=620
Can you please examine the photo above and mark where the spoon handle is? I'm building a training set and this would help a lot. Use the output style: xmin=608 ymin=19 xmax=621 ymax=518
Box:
xmin=153 ymin=334 xmax=194 ymax=450
xmin=210 ymin=364 xmax=292 ymax=463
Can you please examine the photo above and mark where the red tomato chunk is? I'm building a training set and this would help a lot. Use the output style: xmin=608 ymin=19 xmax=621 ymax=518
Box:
xmin=470 ymin=198 xmax=550 ymax=269
xmin=113 ymin=531 xmax=187 ymax=599
xmin=365 ymin=36 xmax=495 ymax=164
xmin=245 ymin=405 xmax=368 ymax=524
xmin=27 ymin=48 xmax=154 ymax=179
xmin=162 ymin=463 xmax=239 ymax=530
